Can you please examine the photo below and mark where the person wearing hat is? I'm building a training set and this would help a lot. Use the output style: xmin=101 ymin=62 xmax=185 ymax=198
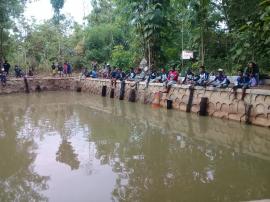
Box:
xmin=208 ymin=68 xmax=230 ymax=88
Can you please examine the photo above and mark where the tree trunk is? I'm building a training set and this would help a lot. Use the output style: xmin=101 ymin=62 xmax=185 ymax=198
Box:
xmin=221 ymin=0 xmax=231 ymax=32
xmin=148 ymin=41 xmax=151 ymax=69
xmin=0 ymin=27 xmax=3 ymax=64
xmin=201 ymin=28 xmax=205 ymax=66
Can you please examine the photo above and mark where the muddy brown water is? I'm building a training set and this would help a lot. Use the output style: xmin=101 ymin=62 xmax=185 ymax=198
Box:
xmin=0 ymin=92 xmax=269 ymax=202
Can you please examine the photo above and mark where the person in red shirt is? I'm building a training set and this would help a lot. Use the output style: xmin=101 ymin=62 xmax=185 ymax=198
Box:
xmin=163 ymin=66 xmax=179 ymax=93
xmin=63 ymin=62 xmax=68 ymax=76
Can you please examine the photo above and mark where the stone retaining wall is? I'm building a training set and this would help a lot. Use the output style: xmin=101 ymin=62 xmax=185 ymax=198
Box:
xmin=0 ymin=77 xmax=78 ymax=94
xmin=80 ymin=78 xmax=270 ymax=128
xmin=0 ymin=77 xmax=269 ymax=128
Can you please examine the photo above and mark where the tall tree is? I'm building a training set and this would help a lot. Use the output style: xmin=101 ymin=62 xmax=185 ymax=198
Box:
xmin=50 ymin=0 xmax=65 ymax=24
xmin=0 ymin=0 xmax=25 ymax=59
xmin=127 ymin=0 xmax=171 ymax=68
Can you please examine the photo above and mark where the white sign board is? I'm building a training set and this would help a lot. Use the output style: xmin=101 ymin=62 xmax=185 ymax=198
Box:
xmin=181 ymin=50 xmax=194 ymax=60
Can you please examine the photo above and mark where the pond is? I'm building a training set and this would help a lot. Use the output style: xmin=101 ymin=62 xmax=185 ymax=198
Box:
xmin=0 ymin=92 xmax=270 ymax=202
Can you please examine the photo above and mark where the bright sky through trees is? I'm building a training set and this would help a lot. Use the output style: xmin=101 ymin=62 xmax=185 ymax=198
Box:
xmin=24 ymin=0 xmax=92 ymax=24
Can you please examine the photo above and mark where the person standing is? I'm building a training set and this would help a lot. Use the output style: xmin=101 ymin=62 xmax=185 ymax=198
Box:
xmin=58 ymin=63 xmax=63 ymax=77
xmin=3 ymin=60 xmax=10 ymax=75
xmin=67 ymin=63 xmax=72 ymax=76
xmin=0 ymin=67 xmax=7 ymax=86
xmin=51 ymin=62 xmax=57 ymax=76
xmin=63 ymin=62 xmax=68 ymax=76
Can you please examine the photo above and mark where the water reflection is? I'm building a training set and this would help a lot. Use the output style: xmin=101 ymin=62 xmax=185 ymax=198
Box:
xmin=0 ymin=92 xmax=269 ymax=202
xmin=0 ymin=102 xmax=49 ymax=201
xmin=56 ymin=139 xmax=80 ymax=170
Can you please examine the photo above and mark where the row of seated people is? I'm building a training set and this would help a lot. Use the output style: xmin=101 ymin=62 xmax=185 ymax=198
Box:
xmin=81 ymin=62 xmax=259 ymax=100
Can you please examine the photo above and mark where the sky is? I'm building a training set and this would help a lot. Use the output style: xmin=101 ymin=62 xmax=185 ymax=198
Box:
xmin=24 ymin=0 xmax=92 ymax=24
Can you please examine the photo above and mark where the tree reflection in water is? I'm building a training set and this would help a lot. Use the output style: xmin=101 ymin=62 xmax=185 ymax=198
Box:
xmin=56 ymin=139 xmax=80 ymax=170
xmin=0 ymin=92 xmax=270 ymax=202
xmin=0 ymin=104 xmax=49 ymax=202
xmin=77 ymin=101 xmax=270 ymax=202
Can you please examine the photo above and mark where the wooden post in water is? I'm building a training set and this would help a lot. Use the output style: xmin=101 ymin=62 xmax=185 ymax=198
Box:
xmin=24 ymin=77 xmax=30 ymax=93
xmin=199 ymin=97 xmax=208 ymax=116
xmin=76 ymin=87 xmax=82 ymax=92
xmin=128 ymin=89 xmax=136 ymax=102
xmin=186 ymin=86 xmax=194 ymax=112
xmin=36 ymin=85 xmax=41 ymax=92
xmin=101 ymin=85 xmax=107 ymax=97
xmin=110 ymin=88 xmax=115 ymax=98
xmin=245 ymin=103 xmax=253 ymax=124
xmin=119 ymin=81 xmax=125 ymax=100
xmin=167 ymin=100 xmax=173 ymax=109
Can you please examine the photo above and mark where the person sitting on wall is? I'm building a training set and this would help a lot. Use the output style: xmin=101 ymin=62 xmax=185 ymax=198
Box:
xmin=249 ymin=72 xmax=258 ymax=87
xmin=143 ymin=68 xmax=157 ymax=88
xmin=14 ymin=65 xmax=24 ymax=78
xmin=194 ymin=65 xmax=209 ymax=86
xmin=130 ymin=67 xmax=146 ymax=89
xmin=90 ymin=67 xmax=98 ymax=78
xmin=245 ymin=61 xmax=259 ymax=85
xmin=80 ymin=67 xmax=87 ymax=79
xmin=126 ymin=68 xmax=136 ymax=81
xmin=208 ymin=68 xmax=230 ymax=88
xmin=232 ymin=69 xmax=250 ymax=100
xmin=162 ymin=65 xmax=179 ymax=93
xmin=111 ymin=67 xmax=119 ymax=88
xmin=101 ymin=65 xmax=109 ymax=79
xmin=156 ymin=68 xmax=168 ymax=83
xmin=117 ymin=68 xmax=126 ymax=81
xmin=28 ymin=68 xmax=34 ymax=77
xmin=182 ymin=68 xmax=195 ymax=84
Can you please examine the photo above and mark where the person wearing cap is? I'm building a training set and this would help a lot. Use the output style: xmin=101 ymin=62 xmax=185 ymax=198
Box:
xmin=208 ymin=68 xmax=230 ymax=88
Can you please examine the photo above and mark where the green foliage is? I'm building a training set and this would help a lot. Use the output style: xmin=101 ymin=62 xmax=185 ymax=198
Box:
xmin=126 ymin=0 xmax=171 ymax=67
xmin=0 ymin=0 xmax=25 ymax=58
xmin=84 ymin=24 xmax=125 ymax=63
xmin=50 ymin=0 xmax=65 ymax=24
xmin=229 ymin=0 xmax=270 ymax=73
xmin=2 ymin=0 xmax=269 ymax=75
xmin=111 ymin=45 xmax=133 ymax=70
